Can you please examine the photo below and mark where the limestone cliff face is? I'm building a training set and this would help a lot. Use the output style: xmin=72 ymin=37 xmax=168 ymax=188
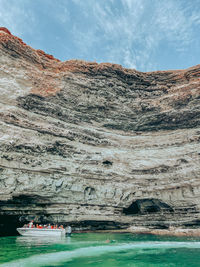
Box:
xmin=0 ymin=27 xmax=200 ymax=234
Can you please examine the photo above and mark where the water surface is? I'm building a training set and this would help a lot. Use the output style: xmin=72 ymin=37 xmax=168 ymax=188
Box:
xmin=0 ymin=233 xmax=200 ymax=266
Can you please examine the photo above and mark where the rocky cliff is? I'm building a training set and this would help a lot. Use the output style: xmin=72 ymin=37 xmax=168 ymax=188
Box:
xmin=0 ymin=27 xmax=200 ymax=235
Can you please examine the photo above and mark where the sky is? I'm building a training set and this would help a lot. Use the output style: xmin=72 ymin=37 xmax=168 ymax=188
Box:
xmin=0 ymin=0 xmax=200 ymax=72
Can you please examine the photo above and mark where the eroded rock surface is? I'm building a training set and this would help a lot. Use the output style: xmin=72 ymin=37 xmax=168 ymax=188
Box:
xmin=0 ymin=27 xmax=200 ymax=234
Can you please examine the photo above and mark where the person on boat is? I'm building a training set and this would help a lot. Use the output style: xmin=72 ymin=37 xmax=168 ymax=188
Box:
xmin=47 ymin=224 xmax=51 ymax=229
xmin=28 ymin=220 xmax=34 ymax=228
xmin=67 ymin=225 xmax=72 ymax=236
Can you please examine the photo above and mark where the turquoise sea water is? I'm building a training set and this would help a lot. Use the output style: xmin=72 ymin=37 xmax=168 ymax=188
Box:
xmin=0 ymin=233 xmax=200 ymax=267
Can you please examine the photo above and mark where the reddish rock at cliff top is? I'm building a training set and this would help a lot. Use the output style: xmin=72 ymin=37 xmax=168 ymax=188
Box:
xmin=0 ymin=28 xmax=200 ymax=234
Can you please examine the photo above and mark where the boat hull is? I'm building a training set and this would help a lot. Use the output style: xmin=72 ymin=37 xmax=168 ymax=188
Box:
xmin=17 ymin=228 xmax=66 ymax=237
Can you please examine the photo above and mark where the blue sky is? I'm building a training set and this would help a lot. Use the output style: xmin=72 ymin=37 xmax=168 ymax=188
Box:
xmin=0 ymin=0 xmax=200 ymax=72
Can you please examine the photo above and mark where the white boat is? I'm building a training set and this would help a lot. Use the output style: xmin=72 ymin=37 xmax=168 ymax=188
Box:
xmin=17 ymin=227 xmax=66 ymax=237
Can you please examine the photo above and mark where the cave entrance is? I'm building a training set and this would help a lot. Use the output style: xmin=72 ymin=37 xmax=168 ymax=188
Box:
xmin=123 ymin=198 xmax=173 ymax=215
xmin=0 ymin=215 xmax=23 ymax=237
xmin=102 ymin=160 xmax=113 ymax=166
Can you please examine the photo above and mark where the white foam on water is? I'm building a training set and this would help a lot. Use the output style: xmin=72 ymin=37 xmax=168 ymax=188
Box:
xmin=1 ymin=241 xmax=200 ymax=267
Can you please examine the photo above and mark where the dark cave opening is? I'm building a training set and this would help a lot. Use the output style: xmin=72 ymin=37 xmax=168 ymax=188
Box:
xmin=123 ymin=198 xmax=173 ymax=215
xmin=102 ymin=160 xmax=113 ymax=166
xmin=0 ymin=215 xmax=23 ymax=237
xmin=0 ymin=194 xmax=50 ymax=236
xmin=123 ymin=200 xmax=140 ymax=215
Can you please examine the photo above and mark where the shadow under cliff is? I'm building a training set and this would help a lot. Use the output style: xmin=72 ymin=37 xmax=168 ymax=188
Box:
xmin=0 ymin=215 xmax=22 ymax=236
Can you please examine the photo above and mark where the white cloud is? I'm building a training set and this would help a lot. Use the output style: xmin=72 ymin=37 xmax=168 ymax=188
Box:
xmin=0 ymin=0 xmax=199 ymax=71
xmin=71 ymin=0 xmax=200 ymax=71
xmin=0 ymin=0 xmax=35 ymax=36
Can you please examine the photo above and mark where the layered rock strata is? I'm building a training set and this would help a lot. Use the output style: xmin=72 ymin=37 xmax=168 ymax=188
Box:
xmin=0 ymin=27 xmax=200 ymax=235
